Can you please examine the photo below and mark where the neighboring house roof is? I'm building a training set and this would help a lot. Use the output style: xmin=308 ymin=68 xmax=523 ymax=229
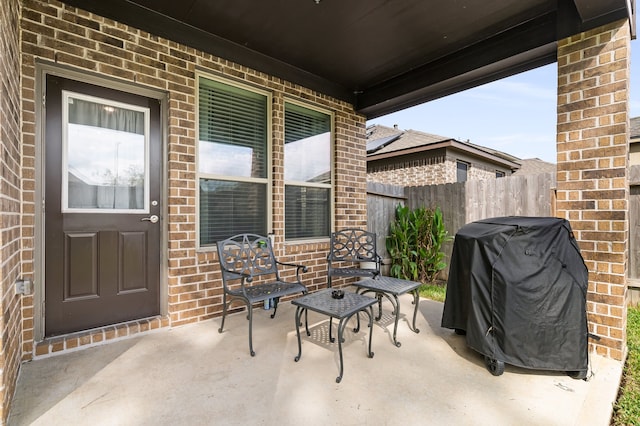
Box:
xmin=366 ymin=124 xmax=521 ymax=170
xmin=367 ymin=126 xmax=450 ymax=155
xmin=631 ymin=116 xmax=640 ymax=140
xmin=464 ymin=141 xmax=521 ymax=164
xmin=512 ymin=158 xmax=556 ymax=175
xmin=366 ymin=133 xmax=402 ymax=154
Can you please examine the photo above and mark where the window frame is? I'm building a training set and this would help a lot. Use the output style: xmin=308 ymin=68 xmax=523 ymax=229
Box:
xmin=283 ymin=98 xmax=335 ymax=242
xmin=456 ymin=160 xmax=469 ymax=183
xmin=61 ymin=90 xmax=151 ymax=214
xmin=196 ymin=72 xmax=273 ymax=249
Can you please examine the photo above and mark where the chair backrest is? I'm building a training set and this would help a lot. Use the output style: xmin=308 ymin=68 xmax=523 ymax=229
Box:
xmin=328 ymin=228 xmax=379 ymax=264
xmin=216 ymin=234 xmax=279 ymax=286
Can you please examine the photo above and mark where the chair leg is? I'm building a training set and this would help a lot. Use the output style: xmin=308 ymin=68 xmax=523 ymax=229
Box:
xmin=247 ymin=302 xmax=255 ymax=356
xmin=270 ymin=297 xmax=280 ymax=319
xmin=218 ymin=293 xmax=228 ymax=333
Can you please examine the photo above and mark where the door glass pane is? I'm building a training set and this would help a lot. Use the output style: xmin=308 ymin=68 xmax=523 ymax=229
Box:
xmin=63 ymin=92 xmax=149 ymax=212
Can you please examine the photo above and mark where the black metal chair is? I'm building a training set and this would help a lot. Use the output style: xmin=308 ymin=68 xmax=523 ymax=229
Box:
xmin=216 ymin=233 xmax=308 ymax=356
xmin=327 ymin=228 xmax=382 ymax=287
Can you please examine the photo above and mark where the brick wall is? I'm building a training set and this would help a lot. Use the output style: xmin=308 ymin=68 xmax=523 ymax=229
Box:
xmin=556 ymin=19 xmax=630 ymax=360
xmin=20 ymin=0 xmax=367 ymax=355
xmin=368 ymin=156 xmax=451 ymax=186
xmin=467 ymin=162 xmax=502 ymax=181
xmin=368 ymin=155 xmax=502 ymax=186
xmin=0 ymin=0 xmax=23 ymax=421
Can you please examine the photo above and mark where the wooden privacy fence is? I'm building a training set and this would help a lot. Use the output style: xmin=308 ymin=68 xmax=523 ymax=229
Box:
xmin=366 ymin=182 xmax=406 ymax=276
xmin=367 ymin=172 xmax=557 ymax=279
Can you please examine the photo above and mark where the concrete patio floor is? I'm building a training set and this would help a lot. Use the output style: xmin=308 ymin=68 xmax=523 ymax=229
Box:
xmin=8 ymin=297 xmax=624 ymax=426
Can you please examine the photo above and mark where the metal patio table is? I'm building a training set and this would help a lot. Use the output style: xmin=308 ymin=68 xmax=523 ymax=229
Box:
xmin=353 ymin=276 xmax=421 ymax=347
xmin=292 ymin=289 xmax=376 ymax=383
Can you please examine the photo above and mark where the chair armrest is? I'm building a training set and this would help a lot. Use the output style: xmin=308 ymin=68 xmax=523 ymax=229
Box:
xmin=221 ymin=268 xmax=254 ymax=282
xmin=219 ymin=269 xmax=253 ymax=297
xmin=275 ymin=260 xmax=308 ymax=283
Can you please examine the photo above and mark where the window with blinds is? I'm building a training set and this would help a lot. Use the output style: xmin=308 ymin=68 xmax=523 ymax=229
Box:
xmin=284 ymin=102 xmax=332 ymax=240
xmin=198 ymin=76 xmax=269 ymax=246
xmin=456 ymin=160 xmax=468 ymax=183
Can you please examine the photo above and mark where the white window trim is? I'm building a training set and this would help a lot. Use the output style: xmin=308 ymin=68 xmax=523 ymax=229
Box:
xmin=61 ymin=90 xmax=151 ymax=214
xmin=283 ymin=98 xmax=335 ymax=242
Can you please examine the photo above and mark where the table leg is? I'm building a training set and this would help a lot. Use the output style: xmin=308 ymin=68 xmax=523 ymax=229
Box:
xmin=329 ymin=317 xmax=335 ymax=343
xmin=355 ymin=289 xmax=392 ymax=322
xmin=365 ymin=306 xmax=375 ymax=358
xmin=336 ymin=316 xmax=346 ymax=383
xmin=391 ymin=294 xmax=402 ymax=347
xmin=294 ymin=306 xmax=305 ymax=362
xmin=376 ymin=293 xmax=383 ymax=320
xmin=336 ymin=308 xmax=375 ymax=383
xmin=304 ymin=308 xmax=310 ymax=337
xmin=409 ymin=289 xmax=421 ymax=334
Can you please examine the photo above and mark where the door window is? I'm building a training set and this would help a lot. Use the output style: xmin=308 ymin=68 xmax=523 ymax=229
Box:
xmin=62 ymin=91 xmax=150 ymax=213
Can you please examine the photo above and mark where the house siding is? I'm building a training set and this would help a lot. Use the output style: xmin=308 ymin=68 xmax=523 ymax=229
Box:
xmin=368 ymin=154 xmax=505 ymax=186
xmin=20 ymin=0 xmax=367 ymax=357
xmin=556 ymin=19 xmax=630 ymax=361
xmin=0 ymin=0 xmax=24 ymax=422
xmin=466 ymin=160 xmax=504 ymax=181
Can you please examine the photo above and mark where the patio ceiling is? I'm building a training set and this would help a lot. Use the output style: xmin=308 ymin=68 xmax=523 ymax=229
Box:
xmin=62 ymin=0 xmax=633 ymax=118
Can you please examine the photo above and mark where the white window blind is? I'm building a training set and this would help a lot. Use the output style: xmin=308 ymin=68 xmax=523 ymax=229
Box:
xmin=198 ymin=77 xmax=268 ymax=246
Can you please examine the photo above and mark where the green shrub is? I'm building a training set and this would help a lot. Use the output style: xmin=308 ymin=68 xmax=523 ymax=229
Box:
xmin=386 ymin=204 xmax=452 ymax=283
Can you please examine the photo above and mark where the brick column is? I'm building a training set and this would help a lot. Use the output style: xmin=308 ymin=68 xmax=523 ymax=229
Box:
xmin=556 ymin=20 xmax=630 ymax=360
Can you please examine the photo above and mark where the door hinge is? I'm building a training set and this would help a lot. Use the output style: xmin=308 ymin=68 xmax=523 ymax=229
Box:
xmin=42 ymin=93 xmax=46 ymax=108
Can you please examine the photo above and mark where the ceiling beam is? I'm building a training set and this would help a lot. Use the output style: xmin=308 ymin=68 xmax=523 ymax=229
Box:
xmin=573 ymin=0 xmax=630 ymax=22
xmin=357 ymin=0 xmax=635 ymax=118
xmin=558 ymin=0 xmax=633 ymax=39
xmin=355 ymin=13 xmax=558 ymax=118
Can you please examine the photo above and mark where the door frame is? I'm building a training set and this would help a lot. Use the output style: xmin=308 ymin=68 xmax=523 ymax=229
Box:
xmin=34 ymin=61 xmax=168 ymax=341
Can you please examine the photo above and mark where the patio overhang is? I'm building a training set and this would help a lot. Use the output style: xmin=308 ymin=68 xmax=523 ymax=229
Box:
xmin=60 ymin=0 xmax=635 ymax=118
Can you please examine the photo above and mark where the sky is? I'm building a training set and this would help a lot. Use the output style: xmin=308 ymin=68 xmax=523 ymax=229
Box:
xmin=68 ymin=124 xmax=144 ymax=185
xmin=368 ymin=39 xmax=640 ymax=164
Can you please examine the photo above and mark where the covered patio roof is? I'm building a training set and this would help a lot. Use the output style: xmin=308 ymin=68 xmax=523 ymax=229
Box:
xmin=63 ymin=0 xmax=634 ymax=118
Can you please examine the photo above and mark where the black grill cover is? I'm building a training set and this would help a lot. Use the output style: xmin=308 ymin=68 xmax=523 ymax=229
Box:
xmin=441 ymin=217 xmax=589 ymax=372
